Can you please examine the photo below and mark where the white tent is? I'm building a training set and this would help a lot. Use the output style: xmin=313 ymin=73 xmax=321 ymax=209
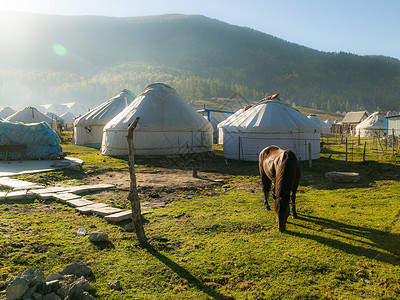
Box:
xmin=62 ymin=102 xmax=87 ymax=116
xmin=217 ymin=106 xmax=252 ymax=144
xmin=221 ymin=100 xmax=321 ymax=161
xmin=74 ymin=90 xmax=134 ymax=145
xmin=5 ymin=107 xmax=58 ymax=131
xmin=60 ymin=112 xmax=76 ymax=125
xmin=0 ymin=107 xmax=16 ymax=119
xmin=356 ymin=112 xmax=386 ymax=137
xmin=102 ymin=83 xmax=213 ymax=156
xmin=308 ymin=114 xmax=331 ymax=134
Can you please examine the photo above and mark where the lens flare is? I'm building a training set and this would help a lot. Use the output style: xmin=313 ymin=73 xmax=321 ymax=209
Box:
xmin=52 ymin=44 xmax=68 ymax=56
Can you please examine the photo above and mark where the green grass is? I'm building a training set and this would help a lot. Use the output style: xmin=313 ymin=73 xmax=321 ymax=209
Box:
xmin=1 ymin=135 xmax=400 ymax=299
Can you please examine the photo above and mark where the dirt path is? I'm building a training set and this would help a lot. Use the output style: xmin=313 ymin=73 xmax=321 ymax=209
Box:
xmin=81 ymin=167 xmax=231 ymax=208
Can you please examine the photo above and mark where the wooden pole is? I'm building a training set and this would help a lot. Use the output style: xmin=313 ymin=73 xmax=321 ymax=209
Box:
xmin=345 ymin=138 xmax=348 ymax=163
xmin=127 ymin=117 xmax=148 ymax=246
xmin=363 ymin=141 xmax=366 ymax=162
xmin=308 ymin=143 xmax=312 ymax=168
xmin=392 ymin=128 xmax=395 ymax=156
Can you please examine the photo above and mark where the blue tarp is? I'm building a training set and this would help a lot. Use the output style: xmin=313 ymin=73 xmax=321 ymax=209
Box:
xmin=0 ymin=121 xmax=62 ymax=160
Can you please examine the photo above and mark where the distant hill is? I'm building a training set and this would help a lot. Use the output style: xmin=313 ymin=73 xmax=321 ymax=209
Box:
xmin=1 ymin=12 xmax=400 ymax=112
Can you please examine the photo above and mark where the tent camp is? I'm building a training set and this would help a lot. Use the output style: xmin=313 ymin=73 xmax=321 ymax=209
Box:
xmin=102 ymin=83 xmax=213 ymax=156
xmin=0 ymin=107 xmax=16 ymax=119
xmin=217 ymin=106 xmax=252 ymax=144
xmin=5 ymin=107 xmax=58 ymax=130
xmin=355 ymin=112 xmax=386 ymax=137
xmin=308 ymin=114 xmax=331 ymax=134
xmin=74 ymin=90 xmax=134 ymax=146
xmin=221 ymin=100 xmax=321 ymax=161
xmin=0 ymin=121 xmax=62 ymax=160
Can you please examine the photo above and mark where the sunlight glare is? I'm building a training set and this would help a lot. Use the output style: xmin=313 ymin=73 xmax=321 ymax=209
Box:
xmin=52 ymin=44 xmax=68 ymax=56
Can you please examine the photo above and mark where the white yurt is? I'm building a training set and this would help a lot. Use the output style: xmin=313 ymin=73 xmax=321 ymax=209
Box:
xmin=5 ymin=107 xmax=58 ymax=131
xmin=217 ymin=106 xmax=252 ymax=144
xmin=355 ymin=112 xmax=386 ymax=137
xmin=60 ymin=112 xmax=76 ymax=125
xmin=0 ymin=107 xmax=16 ymax=119
xmin=221 ymin=100 xmax=321 ymax=161
xmin=308 ymin=114 xmax=331 ymax=134
xmin=74 ymin=90 xmax=134 ymax=146
xmin=102 ymin=83 xmax=213 ymax=156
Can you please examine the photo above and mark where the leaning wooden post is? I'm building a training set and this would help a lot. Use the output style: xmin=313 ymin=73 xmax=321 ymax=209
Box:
xmin=127 ymin=117 xmax=148 ymax=246
xmin=308 ymin=143 xmax=312 ymax=168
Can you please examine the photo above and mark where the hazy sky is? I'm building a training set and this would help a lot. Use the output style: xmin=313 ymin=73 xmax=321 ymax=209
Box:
xmin=1 ymin=0 xmax=399 ymax=60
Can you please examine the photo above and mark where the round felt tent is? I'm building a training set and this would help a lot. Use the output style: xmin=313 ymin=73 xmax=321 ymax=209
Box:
xmin=217 ymin=105 xmax=252 ymax=144
xmin=0 ymin=107 xmax=16 ymax=119
xmin=308 ymin=114 xmax=331 ymax=134
xmin=102 ymin=83 xmax=213 ymax=156
xmin=5 ymin=107 xmax=58 ymax=130
xmin=355 ymin=112 xmax=386 ymax=137
xmin=221 ymin=99 xmax=321 ymax=161
xmin=74 ymin=90 xmax=134 ymax=146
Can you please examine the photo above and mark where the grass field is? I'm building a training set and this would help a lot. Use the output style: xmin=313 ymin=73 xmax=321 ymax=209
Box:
xmin=1 ymin=134 xmax=400 ymax=299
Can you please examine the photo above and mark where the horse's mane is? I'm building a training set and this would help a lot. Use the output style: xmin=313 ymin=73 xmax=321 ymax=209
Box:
xmin=274 ymin=150 xmax=297 ymax=199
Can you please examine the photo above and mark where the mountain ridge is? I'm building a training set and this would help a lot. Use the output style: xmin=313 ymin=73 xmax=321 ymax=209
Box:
xmin=0 ymin=12 xmax=399 ymax=112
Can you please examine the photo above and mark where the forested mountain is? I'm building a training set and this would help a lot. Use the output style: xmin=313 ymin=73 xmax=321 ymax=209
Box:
xmin=1 ymin=12 xmax=400 ymax=112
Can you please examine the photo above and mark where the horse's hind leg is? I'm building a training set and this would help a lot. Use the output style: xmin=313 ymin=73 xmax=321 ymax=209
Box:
xmin=261 ymin=171 xmax=272 ymax=211
xmin=290 ymin=171 xmax=300 ymax=219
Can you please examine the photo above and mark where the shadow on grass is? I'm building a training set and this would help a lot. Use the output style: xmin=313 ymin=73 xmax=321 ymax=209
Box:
xmin=144 ymin=243 xmax=233 ymax=300
xmin=299 ymin=157 xmax=400 ymax=189
xmin=288 ymin=214 xmax=400 ymax=265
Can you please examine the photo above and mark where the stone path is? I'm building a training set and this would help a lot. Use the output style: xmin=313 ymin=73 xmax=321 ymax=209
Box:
xmin=0 ymin=177 xmax=148 ymax=223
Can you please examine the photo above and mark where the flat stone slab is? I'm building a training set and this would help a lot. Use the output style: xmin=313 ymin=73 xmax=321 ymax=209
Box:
xmin=67 ymin=184 xmax=115 ymax=194
xmin=92 ymin=206 xmax=123 ymax=217
xmin=54 ymin=193 xmax=82 ymax=202
xmin=0 ymin=191 xmax=35 ymax=201
xmin=13 ymin=185 xmax=44 ymax=191
xmin=0 ymin=178 xmax=42 ymax=190
xmin=66 ymin=198 xmax=95 ymax=207
xmin=30 ymin=187 xmax=71 ymax=195
xmin=104 ymin=210 xmax=132 ymax=222
xmin=75 ymin=203 xmax=109 ymax=214
xmin=325 ymin=172 xmax=360 ymax=183
xmin=37 ymin=193 xmax=58 ymax=200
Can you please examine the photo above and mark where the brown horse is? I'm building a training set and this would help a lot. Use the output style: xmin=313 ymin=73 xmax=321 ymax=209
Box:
xmin=259 ymin=145 xmax=301 ymax=232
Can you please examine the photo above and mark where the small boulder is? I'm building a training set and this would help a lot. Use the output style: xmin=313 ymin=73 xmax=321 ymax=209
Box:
xmin=108 ymin=280 xmax=121 ymax=291
xmin=59 ymin=262 xmax=93 ymax=280
xmin=88 ymin=230 xmax=109 ymax=242
xmin=6 ymin=278 xmax=29 ymax=300
xmin=43 ymin=292 xmax=62 ymax=300
xmin=17 ymin=268 xmax=45 ymax=287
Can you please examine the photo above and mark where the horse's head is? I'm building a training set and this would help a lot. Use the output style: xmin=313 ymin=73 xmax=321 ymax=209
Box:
xmin=272 ymin=195 xmax=290 ymax=232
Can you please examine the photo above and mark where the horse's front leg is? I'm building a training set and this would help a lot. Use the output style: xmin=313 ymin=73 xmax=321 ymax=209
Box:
xmin=261 ymin=172 xmax=272 ymax=211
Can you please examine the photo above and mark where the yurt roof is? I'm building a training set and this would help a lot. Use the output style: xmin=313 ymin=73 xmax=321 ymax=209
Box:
xmin=308 ymin=114 xmax=330 ymax=129
xmin=0 ymin=106 xmax=17 ymax=119
xmin=5 ymin=106 xmax=53 ymax=124
xmin=46 ymin=112 xmax=63 ymax=121
xmin=75 ymin=90 xmax=134 ymax=126
xmin=223 ymin=100 xmax=320 ymax=133
xmin=105 ymin=83 xmax=212 ymax=132
xmin=356 ymin=112 xmax=386 ymax=130
xmin=217 ymin=106 xmax=252 ymax=129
